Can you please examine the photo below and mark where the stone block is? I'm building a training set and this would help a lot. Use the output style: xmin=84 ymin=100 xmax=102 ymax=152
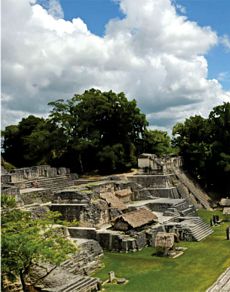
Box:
xmin=68 ymin=227 xmax=97 ymax=240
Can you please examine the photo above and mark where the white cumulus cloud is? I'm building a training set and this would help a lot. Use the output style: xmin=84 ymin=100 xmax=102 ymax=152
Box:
xmin=1 ymin=0 xmax=230 ymax=131
xmin=220 ymin=34 xmax=230 ymax=51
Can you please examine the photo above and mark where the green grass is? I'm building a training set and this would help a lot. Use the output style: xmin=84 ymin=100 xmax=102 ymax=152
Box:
xmin=94 ymin=210 xmax=230 ymax=292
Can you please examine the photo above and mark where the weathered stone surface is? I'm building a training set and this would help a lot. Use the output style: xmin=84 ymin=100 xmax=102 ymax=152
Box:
xmin=146 ymin=226 xmax=165 ymax=247
xmin=29 ymin=239 xmax=102 ymax=291
xmin=68 ymin=227 xmax=97 ymax=240
xmin=20 ymin=188 xmax=53 ymax=205
xmin=53 ymin=190 xmax=91 ymax=204
xmin=97 ymin=232 xmax=112 ymax=250
xmin=82 ymin=199 xmax=110 ymax=227
xmin=50 ymin=204 xmax=87 ymax=221
xmin=30 ymin=264 xmax=101 ymax=292
xmin=61 ymin=239 xmax=103 ymax=275
xmin=129 ymin=175 xmax=171 ymax=188
xmin=135 ymin=232 xmax=147 ymax=250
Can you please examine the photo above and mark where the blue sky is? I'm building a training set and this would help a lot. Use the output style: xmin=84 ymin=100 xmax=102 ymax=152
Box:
xmin=60 ymin=0 xmax=123 ymax=36
xmin=2 ymin=0 xmax=230 ymax=130
xmin=60 ymin=0 xmax=230 ymax=90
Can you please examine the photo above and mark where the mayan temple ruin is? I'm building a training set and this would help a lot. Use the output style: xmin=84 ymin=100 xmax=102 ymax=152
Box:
xmin=1 ymin=154 xmax=217 ymax=291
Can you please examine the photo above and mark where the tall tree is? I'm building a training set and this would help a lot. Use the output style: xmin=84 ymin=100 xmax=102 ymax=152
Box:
xmin=2 ymin=116 xmax=46 ymax=167
xmin=48 ymin=89 xmax=148 ymax=173
xmin=172 ymin=102 xmax=230 ymax=196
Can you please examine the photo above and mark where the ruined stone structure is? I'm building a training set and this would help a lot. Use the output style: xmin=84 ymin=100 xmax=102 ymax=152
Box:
xmin=1 ymin=157 xmax=214 ymax=291
xmin=27 ymin=237 xmax=103 ymax=292
xmin=1 ymin=165 xmax=78 ymax=205
xmin=137 ymin=154 xmax=212 ymax=209
xmin=138 ymin=153 xmax=182 ymax=174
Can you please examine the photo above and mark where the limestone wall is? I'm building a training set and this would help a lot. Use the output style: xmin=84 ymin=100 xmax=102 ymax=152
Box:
xmin=81 ymin=199 xmax=110 ymax=227
xmin=20 ymin=189 xmax=53 ymax=205
xmin=128 ymin=175 xmax=172 ymax=188
xmin=50 ymin=204 xmax=87 ymax=221
xmin=97 ymin=232 xmax=148 ymax=252
xmin=1 ymin=174 xmax=12 ymax=184
xmin=68 ymin=227 xmax=149 ymax=252
xmin=53 ymin=190 xmax=91 ymax=204
xmin=6 ymin=165 xmax=70 ymax=183
xmin=68 ymin=227 xmax=97 ymax=240
xmin=134 ymin=187 xmax=180 ymax=200
xmin=138 ymin=155 xmax=182 ymax=174
xmin=51 ymin=199 xmax=111 ymax=227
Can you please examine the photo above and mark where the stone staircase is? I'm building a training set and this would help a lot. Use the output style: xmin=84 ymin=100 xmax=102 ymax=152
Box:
xmin=184 ymin=217 xmax=213 ymax=241
xmin=61 ymin=257 xmax=100 ymax=276
xmin=60 ymin=239 xmax=103 ymax=276
xmin=16 ymin=176 xmax=76 ymax=193
xmin=172 ymin=167 xmax=211 ymax=210
xmin=43 ymin=275 xmax=100 ymax=292
xmin=180 ymin=205 xmax=196 ymax=216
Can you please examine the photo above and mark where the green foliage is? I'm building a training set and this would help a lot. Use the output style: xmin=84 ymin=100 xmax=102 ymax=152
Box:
xmin=47 ymin=89 xmax=148 ymax=173
xmin=1 ymin=194 xmax=17 ymax=209
xmin=2 ymin=116 xmax=47 ymax=167
xmin=2 ymin=89 xmax=150 ymax=174
xmin=1 ymin=88 xmax=176 ymax=174
xmin=172 ymin=102 xmax=230 ymax=196
xmin=1 ymin=195 xmax=77 ymax=289
xmin=142 ymin=129 xmax=173 ymax=156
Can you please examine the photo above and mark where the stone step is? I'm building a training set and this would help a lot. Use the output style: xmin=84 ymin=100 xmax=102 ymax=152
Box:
xmin=193 ymin=226 xmax=213 ymax=235
xmin=75 ymin=278 xmax=99 ymax=292
xmin=192 ymin=229 xmax=213 ymax=236
xmin=61 ymin=278 xmax=88 ymax=292
xmin=22 ymin=176 xmax=76 ymax=192
xmin=62 ymin=277 xmax=99 ymax=292
xmin=186 ymin=230 xmax=212 ymax=241
xmin=189 ymin=226 xmax=213 ymax=241
xmin=181 ymin=207 xmax=196 ymax=216
xmin=183 ymin=217 xmax=213 ymax=241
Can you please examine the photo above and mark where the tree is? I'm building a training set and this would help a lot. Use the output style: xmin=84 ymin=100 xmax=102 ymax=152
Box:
xmin=207 ymin=103 xmax=230 ymax=194
xmin=142 ymin=129 xmax=173 ymax=156
xmin=48 ymin=89 xmax=148 ymax=173
xmin=172 ymin=102 xmax=230 ymax=196
xmin=1 ymin=195 xmax=77 ymax=291
xmin=2 ymin=116 xmax=46 ymax=167
xmin=172 ymin=115 xmax=211 ymax=181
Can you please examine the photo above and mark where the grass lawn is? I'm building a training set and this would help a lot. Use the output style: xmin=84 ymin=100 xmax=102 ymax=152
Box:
xmin=94 ymin=210 xmax=230 ymax=292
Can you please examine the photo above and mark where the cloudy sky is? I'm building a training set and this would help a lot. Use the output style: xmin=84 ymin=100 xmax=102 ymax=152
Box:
xmin=2 ymin=0 xmax=230 ymax=132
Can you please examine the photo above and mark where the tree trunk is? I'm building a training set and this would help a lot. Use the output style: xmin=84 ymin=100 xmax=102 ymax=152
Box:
xmin=19 ymin=270 xmax=29 ymax=292
xmin=79 ymin=153 xmax=84 ymax=173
